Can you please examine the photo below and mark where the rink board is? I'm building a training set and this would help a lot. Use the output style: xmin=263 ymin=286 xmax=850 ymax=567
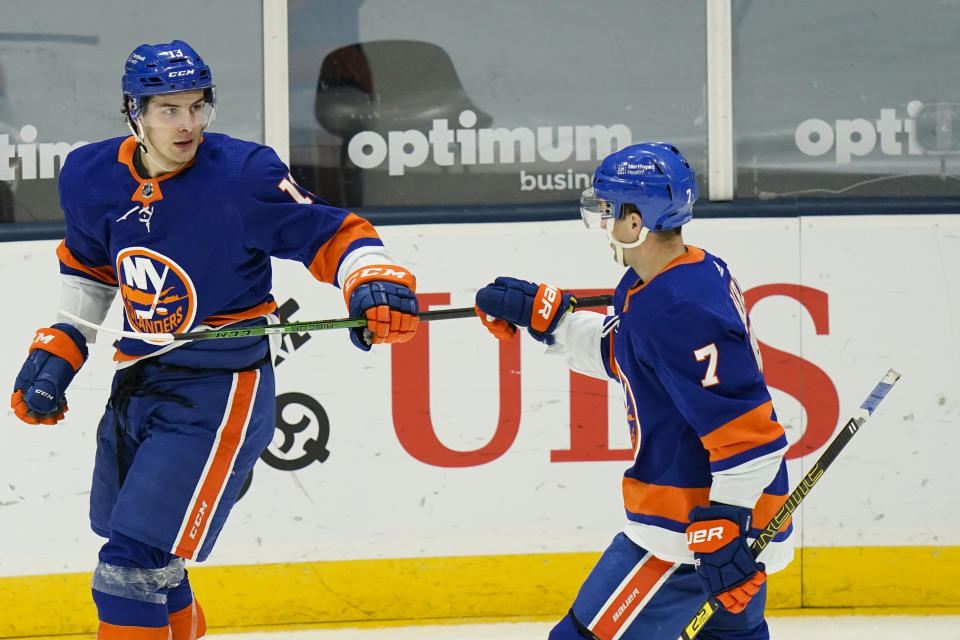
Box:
xmin=1 ymin=214 xmax=958 ymax=633
xmin=0 ymin=546 xmax=957 ymax=635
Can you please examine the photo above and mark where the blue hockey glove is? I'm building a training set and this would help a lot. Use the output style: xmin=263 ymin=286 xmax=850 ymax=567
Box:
xmin=474 ymin=277 xmax=574 ymax=345
xmin=685 ymin=504 xmax=767 ymax=614
xmin=11 ymin=323 xmax=88 ymax=425
xmin=343 ymin=265 xmax=419 ymax=351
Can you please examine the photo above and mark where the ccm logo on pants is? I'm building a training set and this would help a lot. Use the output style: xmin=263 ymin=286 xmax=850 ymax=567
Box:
xmin=174 ymin=370 xmax=260 ymax=559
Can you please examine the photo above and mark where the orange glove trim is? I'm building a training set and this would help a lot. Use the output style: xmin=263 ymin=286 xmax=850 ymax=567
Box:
xmin=685 ymin=518 xmax=742 ymax=554
xmin=716 ymin=570 xmax=767 ymax=614
xmin=28 ymin=327 xmax=85 ymax=372
xmin=11 ymin=391 xmax=40 ymax=425
xmin=11 ymin=390 xmax=68 ymax=426
xmin=475 ymin=305 xmax=517 ymax=341
xmin=530 ymin=284 xmax=564 ymax=333
xmin=342 ymin=264 xmax=416 ymax=305
xmin=364 ymin=307 xmax=419 ymax=344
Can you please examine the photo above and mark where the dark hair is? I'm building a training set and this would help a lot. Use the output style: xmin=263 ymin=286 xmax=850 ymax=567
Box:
xmin=121 ymin=96 xmax=148 ymax=122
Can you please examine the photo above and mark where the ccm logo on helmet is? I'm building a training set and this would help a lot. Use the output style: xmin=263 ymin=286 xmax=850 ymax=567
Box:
xmin=168 ymin=69 xmax=195 ymax=77
xmin=686 ymin=526 xmax=726 ymax=545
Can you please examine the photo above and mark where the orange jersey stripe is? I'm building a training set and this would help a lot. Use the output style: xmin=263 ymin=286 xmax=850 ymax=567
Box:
xmin=117 ymin=136 xmax=196 ymax=206
xmin=307 ymin=212 xmax=381 ymax=284
xmin=608 ymin=334 xmax=621 ymax=380
xmin=56 ymin=240 xmax=117 ymax=285
xmin=113 ymin=349 xmax=147 ymax=363
xmin=173 ymin=370 xmax=259 ymax=559
xmin=113 ymin=301 xmax=279 ymax=361
xmin=589 ymin=555 xmax=677 ymax=639
xmin=699 ymin=401 xmax=785 ymax=463
xmin=202 ymin=300 xmax=279 ymax=327
xmin=96 ymin=621 xmax=170 ymax=640
xmin=623 ymin=477 xmax=790 ymax=529
xmin=623 ymin=478 xmax=709 ymax=523
xmin=753 ymin=491 xmax=791 ymax=532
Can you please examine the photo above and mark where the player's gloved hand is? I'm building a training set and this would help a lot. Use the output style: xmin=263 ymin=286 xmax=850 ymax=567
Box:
xmin=686 ymin=504 xmax=767 ymax=614
xmin=11 ymin=323 xmax=88 ymax=425
xmin=344 ymin=265 xmax=419 ymax=351
xmin=474 ymin=277 xmax=574 ymax=345
xmin=474 ymin=304 xmax=517 ymax=341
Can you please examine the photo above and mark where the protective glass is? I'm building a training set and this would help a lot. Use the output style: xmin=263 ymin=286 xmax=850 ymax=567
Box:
xmin=579 ymin=187 xmax=615 ymax=229
xmin=140 ymin=100 xmax=215 ymax=129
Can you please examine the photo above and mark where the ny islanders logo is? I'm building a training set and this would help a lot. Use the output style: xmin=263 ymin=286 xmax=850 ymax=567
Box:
xmin=116 ymin=247 xmax=197 ymax=341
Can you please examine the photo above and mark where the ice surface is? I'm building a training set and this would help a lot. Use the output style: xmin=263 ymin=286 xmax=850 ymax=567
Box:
xmin=213 ymin=615 xmax=960 ymax=640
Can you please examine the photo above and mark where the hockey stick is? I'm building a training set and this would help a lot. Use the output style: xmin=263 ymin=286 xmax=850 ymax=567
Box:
xmin=679 ymin=368 xmax=901 ymax=640
xmin=60 ymin=293 xmax=614 ymax=343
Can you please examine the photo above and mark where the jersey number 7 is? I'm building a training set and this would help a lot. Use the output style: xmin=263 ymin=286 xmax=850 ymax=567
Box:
xmin=693 ymin=277 xmax=763 ymax=387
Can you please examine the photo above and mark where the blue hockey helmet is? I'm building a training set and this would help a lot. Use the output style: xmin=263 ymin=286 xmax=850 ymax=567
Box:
xmin=122 ymin=40 xmax=214 ymax=114
xmin=580 ymin=142 xmax=698 ymax=232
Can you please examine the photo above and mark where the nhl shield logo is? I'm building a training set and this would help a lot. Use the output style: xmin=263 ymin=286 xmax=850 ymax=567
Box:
xmin=141 ymin=182 xmax=155 ymax=199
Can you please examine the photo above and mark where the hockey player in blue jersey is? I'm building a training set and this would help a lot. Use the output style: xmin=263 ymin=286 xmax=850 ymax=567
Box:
xmin=10 ymin=40 xmax=419 ymax=639
xmin=475 ymin=143 xmax=793 ymax=640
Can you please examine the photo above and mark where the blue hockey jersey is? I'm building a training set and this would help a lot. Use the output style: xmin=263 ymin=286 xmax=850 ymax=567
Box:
xmin=555 ymin=246 xmax=794 ymax=571
xmin=55 ymin=133 xmax=385 ymax=366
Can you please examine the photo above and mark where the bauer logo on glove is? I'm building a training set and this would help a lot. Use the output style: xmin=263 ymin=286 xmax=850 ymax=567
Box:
xmin=475 ymin=277 xmax=574 ymax=345
xmin=685 ymin=504 xmax=765 ymax=614
xmin=532 ymin=284 xmax=561 ymax=329
xmin=685 ymin=520 xmax=741 ymax=551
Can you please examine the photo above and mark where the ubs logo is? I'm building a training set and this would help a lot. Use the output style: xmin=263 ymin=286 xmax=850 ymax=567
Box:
xmin=115 ymin=247 xmax=197 ymax=342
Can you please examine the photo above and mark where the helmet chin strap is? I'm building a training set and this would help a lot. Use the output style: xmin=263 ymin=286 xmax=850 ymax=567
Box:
xmin=125 ymin=116 xmax=185 ymax=175
xmin=608 ymin=226 xmax=649 ymax=266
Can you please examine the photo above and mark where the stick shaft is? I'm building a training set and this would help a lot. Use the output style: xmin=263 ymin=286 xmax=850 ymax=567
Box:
xmin=173 ymin=294 xmax=613 ymax=340
xmin=60 ymin=294 xmax=615 ymax=343
xmin=679 ymin=368 xmax=901 ymax=640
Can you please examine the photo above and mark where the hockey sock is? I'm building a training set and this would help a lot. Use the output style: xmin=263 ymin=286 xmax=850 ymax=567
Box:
xmin=168 ymin=571 xmax=207 ymax=640
xmin=92 ymin=531 xmax=180 ymax=636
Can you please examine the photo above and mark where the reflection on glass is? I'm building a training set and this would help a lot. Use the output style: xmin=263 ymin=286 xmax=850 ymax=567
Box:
xmin=732 ymin=0 xmax=960 ymax=200
xmin=287 ymin=0 xmax=707 ymax=210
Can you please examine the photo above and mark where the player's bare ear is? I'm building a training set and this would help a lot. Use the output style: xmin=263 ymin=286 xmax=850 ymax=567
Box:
xmin=619 ymin=203 xmax=643 ymax=231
